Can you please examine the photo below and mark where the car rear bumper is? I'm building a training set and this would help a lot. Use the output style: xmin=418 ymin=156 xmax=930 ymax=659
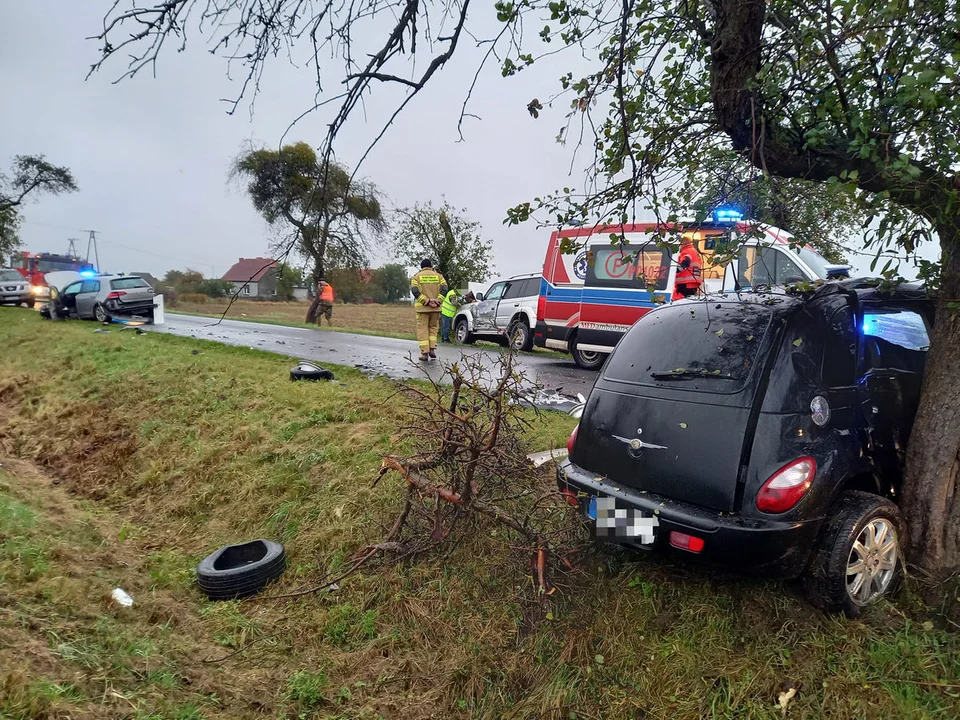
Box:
xmin=535 ymin=321 xmax=571 ymax=351
xmin=106 ymin=300 xmax=155 ymax=316
xmin=558 ymin=459 xmax=823 ymax=578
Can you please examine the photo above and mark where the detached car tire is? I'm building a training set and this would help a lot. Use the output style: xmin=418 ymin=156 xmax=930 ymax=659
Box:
xmin=804 ymin=491 xmax=904 ymax=618
xmin=196 ymin=539 xmax=286 ymax=600
xmin=290 ymin=362 xmax=335 ymax=381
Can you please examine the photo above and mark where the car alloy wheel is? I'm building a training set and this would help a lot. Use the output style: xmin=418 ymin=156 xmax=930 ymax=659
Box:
xmin=509 ymin=322 xmax=530 ymax=351
xmin=846 ymin=518 xmax=898 ymax=606
xmin=94 ymin=304 xmax=109 ymax=323
xmin=455 ymin=318 xmax=473 ymax=344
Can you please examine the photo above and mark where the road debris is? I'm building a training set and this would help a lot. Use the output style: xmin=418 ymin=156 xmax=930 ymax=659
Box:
xmin=526 ymin=448 xmax=569 ymax=467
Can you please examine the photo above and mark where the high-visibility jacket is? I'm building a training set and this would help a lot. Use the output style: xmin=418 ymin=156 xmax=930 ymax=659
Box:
xmin=440 ymin=289 xmax=460 ymax=317
xmin=673 ymin=243 xmax=703 ymax=299
xmin=410 ymin=268 xmax=448 ymax=313
xmin=319 ymin=283 xmax=334 ymax=303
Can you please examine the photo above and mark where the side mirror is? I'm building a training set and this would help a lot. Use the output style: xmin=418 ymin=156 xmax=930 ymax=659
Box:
xmin=475 ymin=293 xmax=484 ymax=301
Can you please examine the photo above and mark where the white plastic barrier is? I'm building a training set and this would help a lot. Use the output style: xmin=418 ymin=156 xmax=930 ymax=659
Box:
xmin=153 ymin=293 xmax=165 ymax=325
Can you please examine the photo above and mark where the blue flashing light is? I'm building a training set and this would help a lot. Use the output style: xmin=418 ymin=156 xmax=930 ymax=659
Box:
xmin=713 ymin=207 xmax=744 ymax=223
xmin=79 ymin=270 xmax=97 ymax=278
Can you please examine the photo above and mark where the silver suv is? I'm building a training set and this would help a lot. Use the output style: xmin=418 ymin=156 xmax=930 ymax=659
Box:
xmin=53 ymin=274 xmax=155 ymax=321
xmin=0 ymin=268 xmax=32 ymax=307
xmin=453 ymin=273 xmax=540 ymax=351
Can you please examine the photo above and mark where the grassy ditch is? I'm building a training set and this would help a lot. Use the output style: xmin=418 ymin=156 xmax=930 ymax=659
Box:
xmin=0 ymin=307 xmax=958 ymax=719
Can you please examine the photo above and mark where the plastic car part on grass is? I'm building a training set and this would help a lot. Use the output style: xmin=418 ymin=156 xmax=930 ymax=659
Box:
xmin=290 ymin=361 xmax=335 ymax=382
xmin=196 ymin=539 xmax=286 ymax=601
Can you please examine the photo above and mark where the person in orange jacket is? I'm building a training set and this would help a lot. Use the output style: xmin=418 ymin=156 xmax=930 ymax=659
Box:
xmin=672 ymin=236 xmax=703 ymax=301
xmin=317 ymin=278 xmax=335 ymax=325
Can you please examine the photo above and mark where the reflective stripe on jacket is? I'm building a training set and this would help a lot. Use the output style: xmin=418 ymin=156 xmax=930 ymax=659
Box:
xmin=440 ymin=289 xmax=459 ymax=317
xmin=410 ymin=269 xmax=448 ymax=313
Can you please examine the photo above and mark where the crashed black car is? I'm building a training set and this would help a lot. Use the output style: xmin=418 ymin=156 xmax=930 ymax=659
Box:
xmin=560 ymin=280 xmax=932 ymax=616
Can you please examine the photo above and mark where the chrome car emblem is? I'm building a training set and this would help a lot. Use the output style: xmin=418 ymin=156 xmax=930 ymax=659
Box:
xmin=613 ymin=434 xmax=668 ymax=451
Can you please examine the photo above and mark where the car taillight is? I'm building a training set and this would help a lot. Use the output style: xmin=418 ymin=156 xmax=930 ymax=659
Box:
xmin=669 ymin=531 xmax=705 ymax=553
xmin=537 ymin=293 xmax=546 ymax=321
xmin=567 ymin=424 xmax=579 ymax=454
xmin=106 ymin=291 xmax=127 ymax=300
xmin=755 ymin=457 xmax=817 ymax=514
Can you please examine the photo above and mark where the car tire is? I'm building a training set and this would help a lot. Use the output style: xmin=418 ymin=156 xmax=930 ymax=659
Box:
xmin=196 ymin=539 xmax=286 ymax=601
xmin=290 ymin=362 xmax=335 ymax=381
xmin=571 ymin=339 xmax=607 ymax=370
xmin=93 ymin=303 xmax=111 ymax=323
xmin=803 ymin=491 xmax=904 ymax=618
xmin=508 ymin=321 xmax=534 ymax=352
xmin=24 ymin=299 xmax=35 ymax=309
xmin=454 ymin=317 xmax=474 ymax=345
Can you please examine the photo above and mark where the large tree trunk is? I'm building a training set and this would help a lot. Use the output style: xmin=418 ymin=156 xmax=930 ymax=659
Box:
xmin=303 ymin=223 xmax=329 ymax=324
xmin=901 ymin=229 xmax=960 ymax=574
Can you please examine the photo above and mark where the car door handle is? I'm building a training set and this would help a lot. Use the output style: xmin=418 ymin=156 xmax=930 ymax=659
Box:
xmin=513 ymin=303 xmax=519 ymax=307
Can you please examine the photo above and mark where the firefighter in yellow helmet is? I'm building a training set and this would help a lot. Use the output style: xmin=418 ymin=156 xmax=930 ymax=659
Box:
xmin=410 ymin=259 xmax=448 ymax=361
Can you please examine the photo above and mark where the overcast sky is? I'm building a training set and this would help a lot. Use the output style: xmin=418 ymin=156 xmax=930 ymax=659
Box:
xmin=0 ymin=2 xmax=936 ymax=282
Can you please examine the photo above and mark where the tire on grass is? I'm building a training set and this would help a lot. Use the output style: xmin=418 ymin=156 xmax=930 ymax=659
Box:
xmin=290 ymin=362 xmax=335 ymax=381
xmin=196 ymin=539 xmax=286 ymax=601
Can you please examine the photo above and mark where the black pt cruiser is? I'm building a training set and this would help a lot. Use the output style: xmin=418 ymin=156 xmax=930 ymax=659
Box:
xmin=559 ymin=279 xmax=932 ymax=617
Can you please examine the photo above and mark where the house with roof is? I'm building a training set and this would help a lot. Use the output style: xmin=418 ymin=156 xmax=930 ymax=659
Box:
xmin=221 ymin=257 xmax=280 ymax=300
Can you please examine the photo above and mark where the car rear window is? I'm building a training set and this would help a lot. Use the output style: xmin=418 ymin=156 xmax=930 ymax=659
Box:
xmin=111 ymin=277 xmax=150 ymax=290
xmin=603 ymin=303 xmax=774 ymax=391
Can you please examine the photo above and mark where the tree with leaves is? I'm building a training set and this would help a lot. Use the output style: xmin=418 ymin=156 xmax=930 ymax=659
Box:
xmin=393 ymin=202 xmax=494 ymax=291
xmin=0 ymin=154 xmax=78 ymax=257
xmin=276 ymin=265 xmax=304 ymax=301
xmin=370 ymin=263 xmax=409 ymax=303
xmin=232 ymin=142 xmax=386 ymax=322
xmin=91 ymin=0 xmax=960 ymax=579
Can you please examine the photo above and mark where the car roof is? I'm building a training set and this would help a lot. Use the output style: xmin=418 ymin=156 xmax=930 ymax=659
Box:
xmin=694 ymin=277 xmax=931 ymax=315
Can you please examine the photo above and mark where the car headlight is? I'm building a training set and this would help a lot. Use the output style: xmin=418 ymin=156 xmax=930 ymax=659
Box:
xmin=31 ymin=285 xmax=45 ymax=295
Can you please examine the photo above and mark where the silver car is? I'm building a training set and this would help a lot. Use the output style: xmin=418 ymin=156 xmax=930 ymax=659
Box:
xmin=0 ymin=268 xmax=32 ymax=307
xmin=53 ymin=274 xmax=155 ymax=322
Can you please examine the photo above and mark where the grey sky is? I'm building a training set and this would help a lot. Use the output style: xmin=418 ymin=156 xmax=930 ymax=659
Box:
xmin=0 ymin=2 xmax=938 ymax=282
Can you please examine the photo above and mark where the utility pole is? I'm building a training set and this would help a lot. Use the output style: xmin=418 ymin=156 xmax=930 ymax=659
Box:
xmin=86 ymin=230 xmax=101 ymax=272
xmin=67 ymin=238 xmax=80 ymax=258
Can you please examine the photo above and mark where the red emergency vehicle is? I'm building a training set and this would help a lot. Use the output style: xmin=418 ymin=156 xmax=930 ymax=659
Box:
xmin=535 ymin=216 xmax=847 ymax=369
xmin=10 ymin=251 xmax=97 ymax=288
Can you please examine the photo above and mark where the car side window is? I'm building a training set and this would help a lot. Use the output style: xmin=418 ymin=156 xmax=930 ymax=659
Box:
xmin=80 ymin=280 xmax=100 ymax=293
xmin=484 ymin=282 xmax=506 ymax=301
xmin=63 ymin=281 xmax=83 ymax=295
xmin=503 ymin=281 xmax=523 ymax=300
xmin=860 ymin=310 xmax=929 ymax=374
xmin=774 ymin=251 xmax=805 ymax=284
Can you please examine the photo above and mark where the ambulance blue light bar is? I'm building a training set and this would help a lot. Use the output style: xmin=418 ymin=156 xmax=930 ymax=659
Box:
xmin=713 ymin=207 xmax=743 ymax=223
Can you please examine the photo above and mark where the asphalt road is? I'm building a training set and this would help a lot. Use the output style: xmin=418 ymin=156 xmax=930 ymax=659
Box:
xmin=152 ymin=313 xmax=598 ymax=400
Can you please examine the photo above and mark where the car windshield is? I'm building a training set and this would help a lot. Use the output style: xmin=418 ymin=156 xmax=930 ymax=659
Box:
xmin=0 ymin=269 xmax=22 ymax=281
xmin=603 ymin=303 xmax=774 ymax=392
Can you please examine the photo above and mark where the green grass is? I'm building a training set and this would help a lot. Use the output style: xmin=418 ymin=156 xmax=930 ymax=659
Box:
xmin=0 ymin=306 xmax=958 ymax=719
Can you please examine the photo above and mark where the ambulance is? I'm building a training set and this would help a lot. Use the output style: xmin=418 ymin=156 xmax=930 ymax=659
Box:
xmin=534 ymin=211 xmax=849 ymax=369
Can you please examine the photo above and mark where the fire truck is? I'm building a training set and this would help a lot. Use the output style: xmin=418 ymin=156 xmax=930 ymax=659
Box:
xmin=10 ymin=251 xmax=97 ymax=288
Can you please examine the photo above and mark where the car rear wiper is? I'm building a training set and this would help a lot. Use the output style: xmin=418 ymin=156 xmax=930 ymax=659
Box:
xmin=650 ymin=369 xmax=736 ymax=380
